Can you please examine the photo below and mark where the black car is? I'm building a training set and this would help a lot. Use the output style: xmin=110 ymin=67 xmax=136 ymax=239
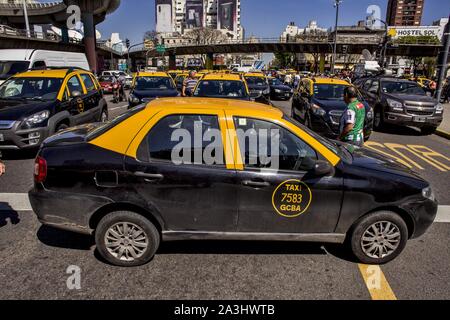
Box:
xmin=357 ymin=76 xmax=443 ymax=134
xmin=244 ymin=74 xmax=271 ymax=104
xmin=0 ymin=68 xmax=107 ymax=151
xmin=268 ymin=77 xmax=294 ymax=101
xmin=128 ymin=73 xmax=178 ymax=109
xmin=30 ymin=98 xmax=438 ymax=267
xmin=292 ymin=78 xmax=373 ymax=141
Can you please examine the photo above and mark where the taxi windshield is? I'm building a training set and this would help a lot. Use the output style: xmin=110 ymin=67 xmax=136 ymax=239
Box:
xmin=269 ymin=78 xmax=283 ymax=86
xmin=135 ymin=77 xmax=175 ymax=90
xmin=0 ymin=61 xmax=30 ymax=80
xmin=313 ymin=84 xmax=348 ymax=100
xmin=245 ymin=77 xmax=267 ymax=86
xmin=0 ymin=77 xmax=63 ymax=101
xmin=381 ymin=81 xmax=426 ymax=96
xmin=194 ymin=80 xmax=248 ymax=98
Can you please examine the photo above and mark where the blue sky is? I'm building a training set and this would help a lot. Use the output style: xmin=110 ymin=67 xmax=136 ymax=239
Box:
xmin=92 ymin=0 xmax=448 ymax=45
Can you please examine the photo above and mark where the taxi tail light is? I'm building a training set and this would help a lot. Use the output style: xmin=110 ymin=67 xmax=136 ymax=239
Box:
xmin=34 ymin=156 xmax=47 ymax=183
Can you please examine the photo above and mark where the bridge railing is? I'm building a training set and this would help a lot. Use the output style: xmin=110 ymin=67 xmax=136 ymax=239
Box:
xmin=0 ymin=25 xmax=123 ymax=55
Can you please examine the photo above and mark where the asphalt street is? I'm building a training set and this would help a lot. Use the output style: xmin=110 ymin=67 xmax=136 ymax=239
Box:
xmin=0 ymin=95 xmax=449 ymax=300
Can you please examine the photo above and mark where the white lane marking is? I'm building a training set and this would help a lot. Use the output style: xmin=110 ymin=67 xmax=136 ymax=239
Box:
xmin=435 ymin=205 xmax=450 ymax=223
xmin=0 ymin=193 xmax=32 ymax=211
xmin=109 ymin=104 xmax=128 ymax=111
xmin=1 ymin=193 xmax=450 ymax=223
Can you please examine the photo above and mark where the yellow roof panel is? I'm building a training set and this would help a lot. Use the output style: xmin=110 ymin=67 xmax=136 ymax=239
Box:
xmin=136 ymin=72 xmax=170 ymax=77
xmin=13 ymin=69 xmax=70 ymax=78
xmin=312 ymin=78 xmax=350 ymax=86
xmin=201 ymin=73 xmax=242 ymax=81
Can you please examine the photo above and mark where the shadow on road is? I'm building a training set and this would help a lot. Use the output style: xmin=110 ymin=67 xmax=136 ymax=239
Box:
xmin=1 ymin=149 xmax=38 ymax=161
xmin=0 ymin=202 xmax=20 ymax=228
xmin=158 ymin=240 xmax=327 ymax=256
xmin=37 ymin=225 xmax=94 ymax=251
xmin=375 ymin=125 xmax=427 ymax=137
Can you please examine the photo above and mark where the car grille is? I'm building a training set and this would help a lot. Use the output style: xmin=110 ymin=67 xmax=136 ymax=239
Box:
xmin=0 ymin=120 xmax=15 ymax=130
xmin=405 ymin=105 xmax=435 ymax=117
xmin=329 ymin=110 xmax=344 ymax=125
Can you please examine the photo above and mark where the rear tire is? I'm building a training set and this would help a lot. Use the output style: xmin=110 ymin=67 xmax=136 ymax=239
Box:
xmin=349 ymin=211 xmax=408 ymax=265
xmin=95 ymin=211 xmax=160 ymax=267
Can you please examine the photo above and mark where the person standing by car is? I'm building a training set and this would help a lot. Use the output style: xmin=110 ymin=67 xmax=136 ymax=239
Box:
xmin=182 ymin=71 xmax=198 ymax=97
xmin=0 ymin=152 xmax=5 ymax=177
xmin=339 ymin=86 xmax=366 ymax=147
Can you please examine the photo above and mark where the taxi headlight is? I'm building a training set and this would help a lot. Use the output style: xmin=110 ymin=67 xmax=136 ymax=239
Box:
xmin=387 ymin=99 xmax=404 ymax=112
xmin=422 ymin=187 xmax=435 ymax=201
xmin=23 ymin=110 xmax=50 ymax=126
xmin=311 ymin=104 xmax=326 ymax=117
xmin=263 ymin=88 xmax=270 ymax=95
xmin=436 ymin=103 xmax=444 ymax=114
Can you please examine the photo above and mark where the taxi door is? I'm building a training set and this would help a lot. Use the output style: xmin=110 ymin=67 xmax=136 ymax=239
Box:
xmin=124 ymin=110 xmax=239 ymax=232
xmin=229 ymin=115 xmax=343 ymax=234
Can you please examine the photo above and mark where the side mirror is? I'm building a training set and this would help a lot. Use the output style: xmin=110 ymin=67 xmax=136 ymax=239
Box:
xmin=249 ymin=91 xmax=262 ymax=100
xmin=314 ymin=160 xmax=334 ymax=176
xmin=71 ymin=90 xmax=82 ymax=99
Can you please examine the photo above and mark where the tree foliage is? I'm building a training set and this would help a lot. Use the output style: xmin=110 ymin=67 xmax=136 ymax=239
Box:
xmin=185 ymin=28 xmax=228 ymax=45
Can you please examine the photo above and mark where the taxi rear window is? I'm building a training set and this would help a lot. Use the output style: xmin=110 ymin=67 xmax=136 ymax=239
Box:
xmin=87 ymin=105 xmax=146 ymax=141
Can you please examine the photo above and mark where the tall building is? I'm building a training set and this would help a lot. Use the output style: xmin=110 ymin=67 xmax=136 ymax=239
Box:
xmin=386 ymin=0 xmax=425 ymax=26
xmin=155 ymin=0 xmax=242 ymax=40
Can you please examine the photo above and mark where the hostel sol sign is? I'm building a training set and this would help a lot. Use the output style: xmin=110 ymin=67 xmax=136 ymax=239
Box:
xmin=272 ymin=180 xmax=312 ymax=218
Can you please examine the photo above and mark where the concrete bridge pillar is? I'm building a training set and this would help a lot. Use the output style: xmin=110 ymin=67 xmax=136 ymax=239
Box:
xmin=168 ymin=54 xmax=176 ymax=70
xmin=205 ymin=53 xmax=214 ymax=70
xmin=320 ymin=53 xmax=326 ymax=73
xmin=81 ymin=11 xmax=97 ymax=72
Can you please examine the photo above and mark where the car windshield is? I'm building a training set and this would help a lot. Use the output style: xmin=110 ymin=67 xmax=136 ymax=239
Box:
xmin=245 ymin=77 xmax=267 ymax=86
xmin=0 ymin=61 xmax=30 ymax=80
xmin=381 ymin=81 xmax=426 ymax=95
xmin=175 ymin=75 xmax=186 ymax=86
xmin=313 ymin=84 xmax=348 ymax=100
xmin=269 ymin=78 xmax=283 ymax=86
xmin=194 ymin=80 xmax=248 ymax=98
xmin=135 ymin=77 xmax=175 ymax=90
xmin=0 ymin=77 xmax=63 ymax=101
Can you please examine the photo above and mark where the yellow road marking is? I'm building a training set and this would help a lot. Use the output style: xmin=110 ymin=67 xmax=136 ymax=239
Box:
xmin=358 ymin=264 xmax=397 ymax=300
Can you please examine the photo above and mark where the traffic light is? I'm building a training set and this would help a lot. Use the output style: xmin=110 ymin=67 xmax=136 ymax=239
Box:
xmin=125 ymin=38 xmax=130 ymax=48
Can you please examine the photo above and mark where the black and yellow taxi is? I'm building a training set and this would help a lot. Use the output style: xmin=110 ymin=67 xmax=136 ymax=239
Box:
xmin=244 ymin=72 xmax=271 ymax=104
xmin=168 ymin=70 xmax=183 ymax=80
xmin=128 ymin=71 xmax=178 ymax=109
xmin=0 ymin=67 xmax=107 ymax=150
xmin=174 ymin=72 xmax=203 ymax=92
xmin=193 ymin=73 xmax=259 ymax=101
xmin=30 ymin=98 xmax=437 ymax=267
xmin=292 ymin=77 xmax=373 ymax=141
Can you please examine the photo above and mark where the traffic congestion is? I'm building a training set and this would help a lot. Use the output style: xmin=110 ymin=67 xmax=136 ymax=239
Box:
xmin=0 ymin=0 xmax=449 ymax=309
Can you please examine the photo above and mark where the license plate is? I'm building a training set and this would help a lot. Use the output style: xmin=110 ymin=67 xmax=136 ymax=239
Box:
xmin=413 ymin=117 xmax=427 ymax=123
xmin=0 ymin=133 xmax=3 ymax=142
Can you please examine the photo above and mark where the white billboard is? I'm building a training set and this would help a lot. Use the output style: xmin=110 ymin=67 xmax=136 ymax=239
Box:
xmin=388 ymin=26 xmax=443 ymax=40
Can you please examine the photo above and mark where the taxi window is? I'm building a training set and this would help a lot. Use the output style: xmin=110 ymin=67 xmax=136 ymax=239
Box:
xmin=80 ymin=74 xmax=96 ymax=92
xmin=233 ymin=117 xmax=318 ymax=172
xmin=137 ymin=114 xmax=224 ymax=167
xmin=67 ymin=75 xmax=83 ymax=96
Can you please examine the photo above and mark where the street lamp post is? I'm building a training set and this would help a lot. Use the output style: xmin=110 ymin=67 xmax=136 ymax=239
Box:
xmin=332 ymin=0 xmax=342 ymax=74
xmin=22 ymin=0 xmax=31 ymax=38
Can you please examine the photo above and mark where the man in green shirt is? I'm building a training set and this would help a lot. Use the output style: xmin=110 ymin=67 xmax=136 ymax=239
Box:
xmin=339 ymin=86 xmax=365 ymax=147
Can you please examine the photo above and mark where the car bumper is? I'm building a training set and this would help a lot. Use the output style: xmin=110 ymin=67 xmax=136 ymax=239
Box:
xmin=384 ymin=112 xmax=443 ymax=128
xmin=0 ymin=123 xmax=49 ymax=150
xmin=271 ymin=92 xmax=292 ymax=100
xmin=29 ymin=186 xmax=113 ymax=235
xmin=400 ymin=198 xmax=438 ymax=239
xmin=309 ymin=114 xmax=373 ymax=139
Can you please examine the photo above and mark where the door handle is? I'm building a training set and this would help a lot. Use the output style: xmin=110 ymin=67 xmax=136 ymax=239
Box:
xmin=134 ymin=172 xmax=164 ymax=182
xmin=242 ymin=180 xmax=270 ymax=188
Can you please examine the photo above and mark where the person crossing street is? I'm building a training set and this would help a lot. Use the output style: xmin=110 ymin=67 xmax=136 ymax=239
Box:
xmin=339 ymin=86 xmax=366 ymax=147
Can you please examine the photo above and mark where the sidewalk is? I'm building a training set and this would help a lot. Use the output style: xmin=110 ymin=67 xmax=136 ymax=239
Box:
xmin=437 ymin=103 xmax=450 ymax=139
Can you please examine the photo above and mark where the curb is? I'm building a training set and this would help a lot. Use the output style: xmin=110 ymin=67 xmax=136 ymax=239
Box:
xmin=436 ymin=129 xmax=450 ymax=140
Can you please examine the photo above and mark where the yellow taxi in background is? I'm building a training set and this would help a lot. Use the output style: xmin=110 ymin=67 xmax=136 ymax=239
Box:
xmin=128 ymin=71 xmax=178 ymax=108
xmin=193 ymin=72 xmax=255 ymax=100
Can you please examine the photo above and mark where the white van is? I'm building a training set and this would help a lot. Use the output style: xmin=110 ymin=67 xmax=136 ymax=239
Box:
xmin=0 ymin=49 xmax=90 ymax=85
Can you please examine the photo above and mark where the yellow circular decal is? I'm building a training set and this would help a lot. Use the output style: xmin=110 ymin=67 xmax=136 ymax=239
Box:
xmin=77 ymin=98 xmax=84 ymax=113
xmin=272 ymin=179 xmax=312 ymax=218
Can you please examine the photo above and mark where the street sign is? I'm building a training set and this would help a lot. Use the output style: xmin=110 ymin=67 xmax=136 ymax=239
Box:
xmin=144 ymin=39 xmax=155 ymax=50
xmin=156 ymin=44 xmax=166 ymax=54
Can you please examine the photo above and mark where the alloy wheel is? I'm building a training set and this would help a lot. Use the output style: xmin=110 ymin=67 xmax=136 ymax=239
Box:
xmin=361 ymin=221 xmax=401 ymax=259
xmin=104 ymin=222 xmax=149 ymax=262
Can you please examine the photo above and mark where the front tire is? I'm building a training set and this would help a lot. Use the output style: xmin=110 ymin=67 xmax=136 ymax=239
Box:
xmin=95 ymin=211 xmax=160 ymax=267
xmin=349 ymin=211 xmax=408 ymax=265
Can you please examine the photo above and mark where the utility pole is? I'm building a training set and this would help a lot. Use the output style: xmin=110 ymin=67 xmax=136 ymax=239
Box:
xmin=22 ymin=0 xmax=31 ymax=37
xmin=436 ymin=16 xmax=450 ymax=102
xmin=332 ymin=0 xmax=342 ymax=74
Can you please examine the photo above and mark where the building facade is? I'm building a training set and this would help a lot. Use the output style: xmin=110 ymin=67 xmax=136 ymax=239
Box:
xmin=386 ymin=0 xmax=425 ymax=26
xmin=155 ymin=0 xmax=242 ymax=40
